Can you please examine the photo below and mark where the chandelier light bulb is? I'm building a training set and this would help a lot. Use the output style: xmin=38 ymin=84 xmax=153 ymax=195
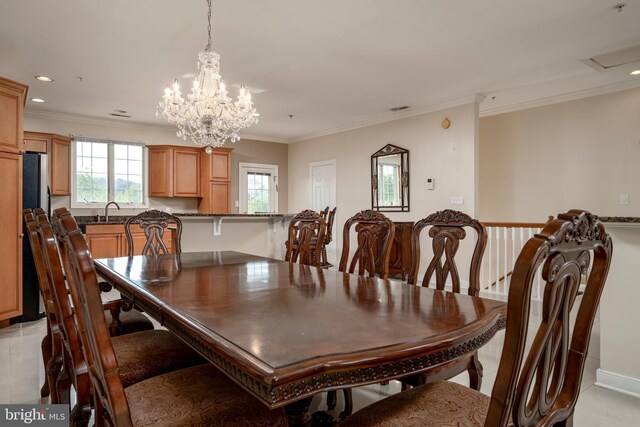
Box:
xmin=156 ymin=0 xmax=258 ymax=151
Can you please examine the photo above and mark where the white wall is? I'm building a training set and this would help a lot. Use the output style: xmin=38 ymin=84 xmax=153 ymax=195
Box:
xmin=479 ymin=87 xmax=640 ymax=222
xmin=288 ymin=102 xmax=480 ymax=274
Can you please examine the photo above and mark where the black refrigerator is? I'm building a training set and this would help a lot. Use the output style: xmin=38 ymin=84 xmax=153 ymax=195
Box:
xmin=12 ymin=152 xmax=49 ymax=323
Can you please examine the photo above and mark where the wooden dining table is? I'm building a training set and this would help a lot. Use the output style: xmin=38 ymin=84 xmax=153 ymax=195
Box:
xmin=94 ymin=251 xmax=507 ymax=426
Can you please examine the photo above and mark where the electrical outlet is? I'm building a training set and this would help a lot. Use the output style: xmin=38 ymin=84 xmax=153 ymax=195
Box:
xmin=235 ymin=200 xmax=240 ymax=207
xmin=620 ymin=194 xmax=629 ymax=205
xmin=451 ymin=197 xmax=464 ymax=206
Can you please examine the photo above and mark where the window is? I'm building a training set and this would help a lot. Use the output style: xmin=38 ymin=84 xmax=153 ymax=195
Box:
xmin=72 ymin=138 xmax=147 ymax=208
xmin=378 ymin=163 xmax=400 ymax=206
xmin=239 ymin=163 xmax=278 ymax=214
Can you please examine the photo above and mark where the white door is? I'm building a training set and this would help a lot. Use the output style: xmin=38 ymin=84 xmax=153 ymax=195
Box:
xmin=310 ymin=160 xmax=337 ymax=263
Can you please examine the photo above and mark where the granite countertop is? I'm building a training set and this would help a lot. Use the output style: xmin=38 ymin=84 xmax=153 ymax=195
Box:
xmin=599 ymin=217 xmax=640 ymax=223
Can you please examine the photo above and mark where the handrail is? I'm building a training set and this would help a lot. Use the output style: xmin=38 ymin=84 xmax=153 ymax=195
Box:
xmin=481 ymin=217 xmax=553 ymax=228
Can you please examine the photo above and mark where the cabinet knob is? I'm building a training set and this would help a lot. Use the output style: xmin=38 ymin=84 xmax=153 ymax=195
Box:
xmin=18 ymin=233 xmax=23 ymax=239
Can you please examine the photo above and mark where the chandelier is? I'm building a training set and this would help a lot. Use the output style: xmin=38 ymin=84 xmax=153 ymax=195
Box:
xmin=156 ymin=0 xmax=259 ymax=153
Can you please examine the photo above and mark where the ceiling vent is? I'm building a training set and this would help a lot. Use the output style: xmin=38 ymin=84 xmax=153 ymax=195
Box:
xmin=582 ymin=45 xmax=640 ymax=71
xmin=110 ymin=113 xmax=131 ymax=118
xmin=389 ymin=106 xmax=410 ymax=112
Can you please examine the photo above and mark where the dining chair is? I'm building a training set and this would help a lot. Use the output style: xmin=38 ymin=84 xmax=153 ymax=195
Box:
xmin=401 ymin=209 xmax=487 ymax=391
xmin=54 ymin=208 xmax=288 ymax=427
xmin=320 ymin=207 xmax=337 ymax=267
xmin=285 ymin=209 xmax=327 ymax=266
xmin=338 ymin=210 xmax=395 ymax=280
xmin=329 ymin=210 xmax=395 ymax=419
xmin=33 ymin=208 xmax=205 ymax=426
xmin=319 ymin=206 xmax=329 ymax=222
xmin=341 ymin=209 xmax=612 ymax=427
xmin=124 ymin=209 xmax=183 ymax=256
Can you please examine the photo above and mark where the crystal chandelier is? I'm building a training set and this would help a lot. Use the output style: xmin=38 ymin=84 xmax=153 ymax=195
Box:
xmin=156 ymin=0 xmax=258 ymax=153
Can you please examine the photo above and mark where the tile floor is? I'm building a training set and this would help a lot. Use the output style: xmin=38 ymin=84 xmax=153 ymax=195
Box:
xmin=1 ymin=293 xmax=639 ymax=426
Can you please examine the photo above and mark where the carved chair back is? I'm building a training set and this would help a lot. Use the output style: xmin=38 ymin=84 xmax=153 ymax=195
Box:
xmin=53 ymin=207 xmax=133 ymax=427
xmin=285 ymin=209 xmax=327 ymax=266
xmin=32 ymin=208 xmax=92 ymax=420
xmin=338 ymin=210 xmax=395 ymax=279
xmin=124 ymin=209 xmax=182 ymax=256
xmin=486 ymin=210 xmax=611 ymax=426
xmin=325 ymin=207 xmax=337 ymax=244
xmin=407 ymin=209 xmax=487 ymax=296
xmin=24 ymin=210 xmax=63 ymax=400
xmin=319 ymin=206 xmax=329 ymax=222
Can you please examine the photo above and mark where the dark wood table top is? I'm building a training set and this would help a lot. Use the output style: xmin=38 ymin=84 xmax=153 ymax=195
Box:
xmin=94 ymin=251 xmax=506 ymax=409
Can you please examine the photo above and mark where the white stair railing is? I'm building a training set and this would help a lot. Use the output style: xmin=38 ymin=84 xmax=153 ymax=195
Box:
xmin=480 ymin=219 xmax=551 ymax=300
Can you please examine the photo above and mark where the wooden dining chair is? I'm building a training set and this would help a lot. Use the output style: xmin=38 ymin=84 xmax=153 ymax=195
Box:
xmin=401 ymin=209 xmax=487 ymax=391
xmin=320 ymin=207 xmax=337 ymax=267
xmin=54 ymin=208 xmax=288 ymax=427
xmin=319 ymin=206 xmax=329 ymax=222
xmin=285 ymin=209 xmax=327 ymax=266
xmin=33 ymin=208 xmax=205 ymax=426
xmin=338 ymin=210 xmax=395 ymax=280
xmin=124 ymin=209 xmax=183 ymax=256
xmin=341 ymin=210 xmax=612 ymax=427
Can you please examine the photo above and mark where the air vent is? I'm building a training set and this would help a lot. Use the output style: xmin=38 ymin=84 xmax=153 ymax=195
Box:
xmin=110 ymin=113 xmax=131 ymax=118
xmin=389 ymin=106 xmax=410 ymax=112
xmin=582 ymin=45 xmax=640 ymax=71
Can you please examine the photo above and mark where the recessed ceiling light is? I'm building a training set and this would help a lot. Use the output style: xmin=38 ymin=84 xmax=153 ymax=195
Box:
xmin=31 ymin=98 xmax=45 ymax=103
xmin=629 ymin=69 xmax=640 ymax=76
xmin=35 ymin=76 xmax=53 ymax=82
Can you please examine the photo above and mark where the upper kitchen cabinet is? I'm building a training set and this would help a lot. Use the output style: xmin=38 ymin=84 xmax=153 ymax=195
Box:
xmin=198 ymin=147 xmax=232 ymax=214
xmin=0 ymin=77 xmax=27 ymax=154
xmin=148 ymin=145 xmax=201 ymax=197
xmin=23 ymin=132 xmax=71 ymax=195
xmin=0 ymin=76 xmax=27 ymax=324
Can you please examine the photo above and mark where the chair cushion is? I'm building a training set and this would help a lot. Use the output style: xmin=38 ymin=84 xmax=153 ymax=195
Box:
xmin=340 ymin=380 xmax=497 ymax=427
xmin=104 ymin=308 xmax=154 ymax=336
xmin=112 ymin=330 xmax=205 ymax=388
xmin=126 ymin=364 xmax=288 ymax=427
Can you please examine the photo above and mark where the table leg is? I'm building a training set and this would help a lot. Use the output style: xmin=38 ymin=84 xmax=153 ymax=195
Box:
xmin=284 ymin=397 xmax=313 ymax=426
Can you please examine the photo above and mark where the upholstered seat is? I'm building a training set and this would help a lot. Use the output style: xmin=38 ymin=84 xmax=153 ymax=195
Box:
xmin=341 ymin=380 xmax=514 ymax=427
xmin=112 ymin=330 xmax=205 ymax=388
xmin=104 ymin=308 xmax=154 ymax=335
xmin=126 ymin=364 xmax=287 ymax=427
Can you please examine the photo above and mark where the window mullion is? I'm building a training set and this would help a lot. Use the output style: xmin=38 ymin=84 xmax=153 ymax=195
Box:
xmin=108 ymin=143 xmax=114 ymax=201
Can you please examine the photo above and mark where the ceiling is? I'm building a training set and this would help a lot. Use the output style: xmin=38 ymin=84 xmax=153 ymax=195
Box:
xmin=1 ymin=0 xmax=639 ymax=143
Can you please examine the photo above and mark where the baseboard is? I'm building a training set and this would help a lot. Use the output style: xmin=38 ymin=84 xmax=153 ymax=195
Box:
xmin=595 ymin=369 xmax=640 ymax=399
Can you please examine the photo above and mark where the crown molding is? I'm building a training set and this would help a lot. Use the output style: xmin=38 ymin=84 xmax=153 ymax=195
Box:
xmin=479 ymin=80 xmax=640 ymax=118
xmin=288 ymin=94 xmax=486 ymax=143
xmin=23 ymin=109 xmax=288 ymax=144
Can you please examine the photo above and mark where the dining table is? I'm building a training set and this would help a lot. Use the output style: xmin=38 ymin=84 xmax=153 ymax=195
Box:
xmin=94 ymin=251 xmax=507 ymax=426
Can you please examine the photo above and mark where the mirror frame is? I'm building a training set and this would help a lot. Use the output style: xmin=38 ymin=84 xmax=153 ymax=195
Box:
xmin=371 ymin=144 xmax=410 ymax=212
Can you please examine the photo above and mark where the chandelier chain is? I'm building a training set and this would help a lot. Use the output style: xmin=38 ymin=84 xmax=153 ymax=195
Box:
xmin=205 ymin=0 xmax=212 ymax=52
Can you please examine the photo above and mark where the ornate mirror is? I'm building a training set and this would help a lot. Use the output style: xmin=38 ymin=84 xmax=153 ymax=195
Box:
xmin=371 ymin=144 xmax=409 ymax=212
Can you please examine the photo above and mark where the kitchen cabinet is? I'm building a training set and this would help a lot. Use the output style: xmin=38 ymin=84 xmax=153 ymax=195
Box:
xmin=148 ymin=145 xmax=200 ymax=197
xmin=23 ymin=131 xmax=72 ymax=196
xmin=198 ymin=147 xmax=232 ymax=213
xmin=0 ymin=76 xmax=27 ymax=324
xmin=85 ymin=224 xmax=175 ymax=258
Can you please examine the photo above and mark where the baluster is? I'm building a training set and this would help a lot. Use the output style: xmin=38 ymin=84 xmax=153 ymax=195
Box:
xmin=503 ymin=226 xmax=508 ymax=296
xmin=495 ymin=227 xmax=500 ymax=295
xmin=487 ymin=227 xmax=492 ymax=292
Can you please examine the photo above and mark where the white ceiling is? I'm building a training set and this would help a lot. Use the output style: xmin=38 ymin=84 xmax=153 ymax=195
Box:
xmin=1 ymin=0 xmax=639 ymax=142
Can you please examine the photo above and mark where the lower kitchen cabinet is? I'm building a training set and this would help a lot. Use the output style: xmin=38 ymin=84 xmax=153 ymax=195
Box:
xmin=85 ymin=224 xmax=175 ymax=258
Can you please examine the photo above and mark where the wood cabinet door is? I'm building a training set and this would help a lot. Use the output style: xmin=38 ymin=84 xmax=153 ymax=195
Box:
xmin=173 ymin=148 xmax=200 ymax=197
xmin=148 ymin=148 xmax=172 ymax=196
xmin=0 ymin=78 xmax=27 ymax=154
xmin=86 ymin=233 xmax=121 ymax=259
xmin=23 ymin=132 xmax=49 ymax=153
xmin=202 ymin=148 xmax=232 ymax=181
xmin=0 ymin=152 xmax=22 ymax=320
xmin=50 ymin=136 xmax=71 ymax=195
xmin=208 ymin=181 xmax=230 ymax=214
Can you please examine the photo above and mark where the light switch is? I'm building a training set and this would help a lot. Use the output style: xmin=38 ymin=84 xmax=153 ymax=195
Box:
xmin=620 ymin=194 xmax=629 ymax=205
xmin=451 ymin=197 xmax=464 ymax=206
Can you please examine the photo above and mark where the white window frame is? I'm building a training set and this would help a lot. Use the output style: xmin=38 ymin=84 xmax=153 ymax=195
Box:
xmin=238 ymin=162 xmax=278 ymax=214
xmin=71 ymin=138 xmax=149 ymax=209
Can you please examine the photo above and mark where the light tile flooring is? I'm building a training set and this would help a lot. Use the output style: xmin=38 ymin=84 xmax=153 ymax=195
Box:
xmin=1 ymin=293 xmax=639 ymax=426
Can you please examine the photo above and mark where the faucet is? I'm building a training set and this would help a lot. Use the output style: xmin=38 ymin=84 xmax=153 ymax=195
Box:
xmin=104 ymin=201 xmax=121 ymax=222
